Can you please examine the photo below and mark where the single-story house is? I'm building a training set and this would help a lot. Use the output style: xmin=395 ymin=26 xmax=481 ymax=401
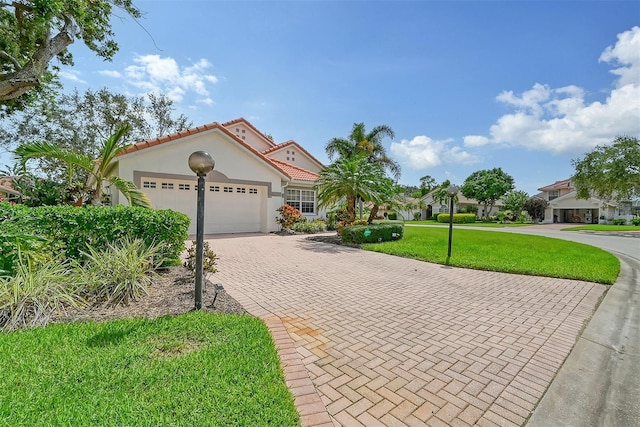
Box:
xmin=0 ymin=176 xmax=21 ymax=202
xmin=418 ymin=191 xmax=503 ymax=220
xmin=113 ymin=118 xmax=325 ymax=234
xmin=538 ymin=178 xmax=639 ymax=223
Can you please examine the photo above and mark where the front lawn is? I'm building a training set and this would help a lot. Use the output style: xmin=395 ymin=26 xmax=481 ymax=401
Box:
xmin=561 ymin=224 xmax=640 ymax=232
xmin=363 ymin=226 xmax=619 ymax=284
xmin=406 ymin=220 xmax=532 ymax=227
xmin=0 ymin=312 xmax=300 ymax=427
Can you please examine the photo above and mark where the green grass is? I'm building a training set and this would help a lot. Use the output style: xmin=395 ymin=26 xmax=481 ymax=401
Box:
xmin=561 ymin=224 xmax=640 ymax=231
xmin=0 ymin=312 xmax=300 ymax=427
xmin=363 ymin=226 xmax=619 ymax=284
xmin=406 ymin=220 xmax=532 ymax=227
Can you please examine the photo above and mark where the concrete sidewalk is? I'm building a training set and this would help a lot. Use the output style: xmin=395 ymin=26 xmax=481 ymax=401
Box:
xmin=206 ymin=232 xmax=606 ymax=426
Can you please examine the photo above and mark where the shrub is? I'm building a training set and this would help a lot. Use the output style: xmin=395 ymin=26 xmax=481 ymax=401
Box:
xmin=339 ymin=223 xmax=404 ymax=244
xmin=432 ymin=213 xmax=440 ymax=221
xmin=413 ymin=212 xmax=422 ymax=221
xmin=437 ymin=213 xmax=477 ymax=224
xmin=81 ymin=238 xmax=164 ymax=307
xmin=0 ymin=254 xmax=84 ymax=330
xmin=632 ymin=217 xmax=640 ymax=226
xmin=612 ymin=218 xmax=627 ymax=225
xmin=387 ymin=212 xmax=397 ymax=220
xmin=183 ymin=241 xmax=218 ymax=278
xmin=324 ymin=213 xmax=338 ymax=230
xmin=292 ymin=220 xmax=327 ymax=234
xmin=276 ymin=204 xmax=303 ymax=230
xmin=0 ymin=203 xmax=189 ymax=266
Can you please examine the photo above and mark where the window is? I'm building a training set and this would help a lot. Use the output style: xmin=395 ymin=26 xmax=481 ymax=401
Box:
xmin=161 ymin=183 xmax=174 ymax=189
xmin=548 ymin=190 xmax=559 ymax=201
xmin=241 ymin=136 xmax=245 ymax=140
xmin=292 ymin=157 xmax=295 ymax=162
xmin=237 ymin=187 xmax=246 ymax=193
xmin=143 ymin=181 xmax=156 ymax=189
xmin=241 ymin=129 xmax=245 ymax=133
xmin=223 ymin=186 xmax=233 ymax=193
xmin=286 ymin=189 xmax=315 ymax=213
xmin=209 ymin=186 xmax=220 ymax=192
xmin=249 ymin=188 xmax=258 ymax=194
xmin=179 ymin=184 xmax=190 ymax=190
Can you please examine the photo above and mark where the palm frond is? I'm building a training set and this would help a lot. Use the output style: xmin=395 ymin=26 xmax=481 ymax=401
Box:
xmin=108 ymin=176 xmax=152 ymax=208
xmin=14 ymin=141 xmax=94 ymax=172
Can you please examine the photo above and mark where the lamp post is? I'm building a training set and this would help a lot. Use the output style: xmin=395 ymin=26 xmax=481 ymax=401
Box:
xmin=447 ymin=184 xmax=459 ymax=262
xmin=188 ymin=151 xmax=215 ymax=310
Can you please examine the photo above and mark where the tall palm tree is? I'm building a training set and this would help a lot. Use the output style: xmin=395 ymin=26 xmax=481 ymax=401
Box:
xmin=14 ymin=125 xmax=152 ymax=208
xmin=315 ymin=155 xmax=390 ymax=223
xmin=325 ymin=122 xmax=400 ymax=223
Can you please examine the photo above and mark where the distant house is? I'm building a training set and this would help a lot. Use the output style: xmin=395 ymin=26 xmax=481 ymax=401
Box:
xmin=0 ymin=177 xmax=21 ymax=202
xmin=418 ymin=191 xmax=503 ymax=220
xmin=537 ymin=179 xmax=639 ymax=223
xmin=113 ymin=118 xmax=325 ymax=234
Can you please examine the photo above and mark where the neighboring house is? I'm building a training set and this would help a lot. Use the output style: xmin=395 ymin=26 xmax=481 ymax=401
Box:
xmin=0 ymin=177 xmax=21 ymax=202
xmin=113 ymin=118 xmax=325 ymax=234
xmin=538 ymin=179 xmax=639 ymax=223
xmin=418 ymin=191 xmax=503 ymax=220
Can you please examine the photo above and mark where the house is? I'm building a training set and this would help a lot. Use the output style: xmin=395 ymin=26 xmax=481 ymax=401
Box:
xmin=537 ymin=179 xmax=639 ymax=223
xmin=418 ymin=191 xmax=503 ymax=220
xmin=0 ymin=177 xmax=21 ymax=202
xmin=113 ymin=118 xmax=325 ymax=234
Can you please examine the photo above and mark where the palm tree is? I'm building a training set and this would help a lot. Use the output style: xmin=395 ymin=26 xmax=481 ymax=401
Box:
xmin=14 ymin=125 xmax=152 ymax=208
xmin=315 ymin=156 xmax=390 ymax=223
xmin=325 ymin=122 xmax=400 ymax=223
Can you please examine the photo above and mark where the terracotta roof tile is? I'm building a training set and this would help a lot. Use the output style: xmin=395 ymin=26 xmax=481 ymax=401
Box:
xmin=267 ymin=158 xmax=319 ymax=182
xmin=538 ymin=179 xmax=573 ymax=192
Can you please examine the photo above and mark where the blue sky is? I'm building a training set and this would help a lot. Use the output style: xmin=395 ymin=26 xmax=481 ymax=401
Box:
xmin=5 ymin=0 xmax=640 ymax=196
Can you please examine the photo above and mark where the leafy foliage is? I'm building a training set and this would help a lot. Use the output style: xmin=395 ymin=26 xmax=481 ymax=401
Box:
xmin=572 ymin=136 xmax=640 ymax=202
xmin=292 ymin=219 xmax=327 ymax=234
xmin=14 ymin=124 xmax=152 ymax=207
xmin=524 ymin=197 xmax=549 ymax=222
xmin=1 ymin=88 xmax=191 ymax=181
xmin=183 ymin=241 xmax=218 ymax=278
xmin=81 ymin=238 xmax=164 ymax=307
xmin=502 ymin=190 xmax=529 ymax=216
xmin=276 ymin=204 xmax=303 ymax=230
xmin=437 ymin=213 xmax=477 ymax=224
xmin=460 ymin=168 xmax=515 ymax=219
xmin=0 ymin=203 xmax=190 ymax=265
xmin=0 ymin=1 xmax=141 ymax=103
xmin=339 ymin=223 xmax=404 ymax=244
xmin=0 ymin=254 xmax=84 ymax=330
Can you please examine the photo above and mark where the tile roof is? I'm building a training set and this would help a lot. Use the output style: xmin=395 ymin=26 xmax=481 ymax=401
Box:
xmin=117 ymin=119 xmax=320 ymax=182
xmin=538 ymin=179 xmax=573 ymax=192
xmin=267 ymin=158 xmax=319 ymax=182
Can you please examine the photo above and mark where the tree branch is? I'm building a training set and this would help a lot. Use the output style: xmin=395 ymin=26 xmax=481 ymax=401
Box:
xmin=0 ymin=51 xmax=22 ymax=70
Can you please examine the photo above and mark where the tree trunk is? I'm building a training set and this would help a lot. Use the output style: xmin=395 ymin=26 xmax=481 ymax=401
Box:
xmin=346 ymin=194 xmax=356 ymax=223
xmin=368 ymin=204 xmax=379 ymax=224
xmin=0 ymin=15 xmax=78 ymax=101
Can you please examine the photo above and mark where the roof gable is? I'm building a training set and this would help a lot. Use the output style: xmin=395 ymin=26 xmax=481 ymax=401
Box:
xmin=262 ymin=140 xmax=325 ymax=172
xmin=222 ymin=118 xmax=276 ymax=152
xmin=267 ymin=158 xmax=319 ymax=182
xmin=539 ymin=179 xmax=573 ymax=192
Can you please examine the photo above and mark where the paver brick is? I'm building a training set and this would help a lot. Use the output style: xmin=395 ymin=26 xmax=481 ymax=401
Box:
xmin=206 ymin=233 xmax=606 ymax=427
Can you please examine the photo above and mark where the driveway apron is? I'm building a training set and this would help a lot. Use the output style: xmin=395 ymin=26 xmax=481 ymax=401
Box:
xmin=207 ymin=233 xmax=606 ymax=427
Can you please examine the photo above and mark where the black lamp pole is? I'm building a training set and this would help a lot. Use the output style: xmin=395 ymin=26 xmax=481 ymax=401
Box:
xmin=447 ymin=184 xmax=459 ymax=262
xmin=188 ymin=151 xmax=215 ymax=310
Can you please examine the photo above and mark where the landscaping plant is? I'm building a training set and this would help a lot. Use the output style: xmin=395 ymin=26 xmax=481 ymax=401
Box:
xmin=276 ymin=204 xmax=303 ymax=230
xmin=81 ymin=238 xmax=165 ymax=307
xmin=0 ymin=254 xmax=84 ymax=331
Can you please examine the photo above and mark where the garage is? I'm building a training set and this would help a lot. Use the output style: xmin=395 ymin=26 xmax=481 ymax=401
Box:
xmin=141 ymin=177 xmax=263 ymax=234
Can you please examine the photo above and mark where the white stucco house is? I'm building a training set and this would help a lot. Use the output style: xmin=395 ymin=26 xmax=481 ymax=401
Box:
xmin=538 ymin=179 xmax=639 ymax=224
xmin=113 ymin=118 xmax=325 ymax=234
xmin=418 ymin=191 xmax=503 ymax=220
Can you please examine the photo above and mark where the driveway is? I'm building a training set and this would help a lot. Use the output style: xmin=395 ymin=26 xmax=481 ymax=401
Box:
xmin=205 ymin=232 xmax=606 ymax=427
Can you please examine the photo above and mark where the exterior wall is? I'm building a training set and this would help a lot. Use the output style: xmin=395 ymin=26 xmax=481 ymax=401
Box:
xmin=224 ymin=122 xmax=274 ymax=152
xmin=267 ymin=147 xmax=322 ymax=173
xmin=115 ymin=128 xmax=285 ymax=234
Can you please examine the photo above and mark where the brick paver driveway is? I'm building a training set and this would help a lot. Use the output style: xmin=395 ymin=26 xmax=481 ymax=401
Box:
xmin=207 ymin=233 xmax=606 ymax=427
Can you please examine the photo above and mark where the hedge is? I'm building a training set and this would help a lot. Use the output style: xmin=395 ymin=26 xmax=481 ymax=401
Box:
xmin=0 ymin=203 xmax=190 ymax=266
xmin=436 ymin=213 xmax=477 ymax=224
xmin=339 ymin=223 xmax=404 ymax=244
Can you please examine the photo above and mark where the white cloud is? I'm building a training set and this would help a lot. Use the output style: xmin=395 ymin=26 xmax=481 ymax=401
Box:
xmin=98 ymin=70 xmax=122 ymax=78
xmin=466 ymin=26 xmax=640 ymax=155
xmin=390 ymin=136 xmax=481 ymax=170
xmin=100 ymin=54 xmax=219 ymax=105
xmin=58 ymin=70 xmax=86 ymax=84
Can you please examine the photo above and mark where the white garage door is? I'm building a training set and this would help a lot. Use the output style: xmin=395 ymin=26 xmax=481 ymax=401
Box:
xmin=141 ymin=178 xmax=263 ymax=234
